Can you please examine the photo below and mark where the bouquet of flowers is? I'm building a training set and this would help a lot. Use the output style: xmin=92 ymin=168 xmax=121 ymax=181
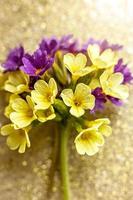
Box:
xmin=0 ymin=35 xmax=132 ymax=200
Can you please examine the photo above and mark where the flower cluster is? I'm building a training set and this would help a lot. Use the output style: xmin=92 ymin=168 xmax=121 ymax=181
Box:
xmin=0 ymin=35 xmax=132 ymax=155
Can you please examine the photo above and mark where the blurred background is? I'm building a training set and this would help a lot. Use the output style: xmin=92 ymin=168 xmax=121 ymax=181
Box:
xmin=0 ymin=0 xmax=133 ymax=199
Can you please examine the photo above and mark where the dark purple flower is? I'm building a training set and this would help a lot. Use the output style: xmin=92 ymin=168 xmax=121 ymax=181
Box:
xmin=114 ymin=59 xmax=133 ymax=84
xmin=20 ymin=49 xmax=53 ymax=76
xmin=2 ymin=46 xmax=24 ymax=71
xmin=91 ymin=87 xmax=107 ymax=113
xmin=82 ymin=38 xmax=123 ymax=53
xmin=39 ymin=36 xmax=59 ymax=56
xmin=107 ymin=96 xmax=123 ymax=106
xmin=39 ymin=35 xmax=79 ymax=56
xmin=59 ymin=35 xmax=79 ymax=53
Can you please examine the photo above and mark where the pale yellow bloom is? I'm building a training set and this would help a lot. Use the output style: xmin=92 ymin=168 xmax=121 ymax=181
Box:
xmin=35 ymin=106 xmax=56 ymax=122
xmin=87 ymin=44 xmax=117 ymax=69
xmin=100 ymin=70 xmax=129 ymax=100
xmin=4 ymin=70 xmax=29 ymax=94
xmin=61 ymin=83 xmax=95 ymax=117
xmin=1 ymin=124 xmax=31 ymax=153
xmin=31 ymin=78 xmax=58 ymax=110
xmin=64 ymin=53 xmax=94 ymax=79
xmin=75 ymin=118 xmax=112 ymax=156
xmin=10 ymin=96 xmax=37 ymax=128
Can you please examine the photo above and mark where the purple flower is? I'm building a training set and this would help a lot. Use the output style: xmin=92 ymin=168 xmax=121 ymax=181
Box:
xmin=107 ymin=95 xmax=123 ymax=106
xmin=114 ymin=59 xmax=133 ymax=84
xmin=39 ymin=35 xmax=79 ymax=56
xmin=82 ymin=38 xmax=123 ymax=53
xmin=20 ymin=49 xmax=53 ymax=76
xmin=59 ymin=35 xmax=79 ymax=53
xmin=91 ymin=88 xmax=107 ymax=113
xmin=2 ymin=46 xmax=24 ymax=71
xmin=39 ymin=36 xmax=59 ymax=56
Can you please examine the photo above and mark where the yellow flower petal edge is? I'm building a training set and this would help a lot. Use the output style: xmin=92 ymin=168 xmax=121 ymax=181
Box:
xmin=61 ymin=83 xmax=95 ymax=117
xmin=4 ymin=94 xmax=20 ymax=118
xmin=1 ymin=124 xmax=31 ymax=153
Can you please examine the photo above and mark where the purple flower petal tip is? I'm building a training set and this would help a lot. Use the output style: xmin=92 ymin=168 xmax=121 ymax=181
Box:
xmin=2 ymin=45 xmax=24 ymax=71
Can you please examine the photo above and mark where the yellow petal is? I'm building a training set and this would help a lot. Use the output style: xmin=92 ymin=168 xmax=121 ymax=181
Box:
xmin=18 ymin=140 xmax=27 ymax=153
xmin=49 ymin=78 xmax=58 ymax=97
xmin=75 ymin=53 xmax=87 ymax=68
xmin=10 ymin=112 xmax=35 ymax=128
xmin=12 ymin=98 xmax=29 ymax=112
xmin=75 ymin=83 xmax=91 ymax=97
xmin=87 ymin=44 xmax=100 ymax=63
xmin=1 ymin=124 xmax=15 ymax=136
xmin=64 ymin=53 xmax=75 ymax=73
xmin=7 ymin=134 xmax=20 ymax=150
xmin=100 ymin=49 xmax=116 ymax=64
xmin=113 ymin=84 xmax=129 ymax=99
xmin=108 ymin=73 xmax=124 ymax=86
xmin=81 ymin=94 xmax=95 ymax=110
xmin=26 ymin=95 xmax=35 ymax=110
xmin=70 ymin=106 xmax=85 ymax=117
xmin=61 ymin=89 xmax=74 ymax=107
xmin=99 ymin=125 xmax=112 ymax=137
xmin=34 ymin=80 xmax=49 ymax=95
xmin=88 ymin=118 xmax=110 ymax=129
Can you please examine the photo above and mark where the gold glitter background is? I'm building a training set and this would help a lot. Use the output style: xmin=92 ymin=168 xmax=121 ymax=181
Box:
xmin=0 ymin=0 xmax=133 ymax=199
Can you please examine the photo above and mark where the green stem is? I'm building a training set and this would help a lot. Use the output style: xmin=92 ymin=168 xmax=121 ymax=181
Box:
xmin=60 ymin=120 xmax=71 ymax=200
xmin=47 ymin=124 xmax=59 ymax=197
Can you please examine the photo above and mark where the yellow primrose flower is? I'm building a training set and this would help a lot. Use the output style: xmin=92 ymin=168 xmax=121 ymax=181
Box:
xmin=75 ymin=118 xmax=112 ymax=156
xmin=4 ymin=70 xmax=29 ymax=94
xmin=4 ymin=94 xmax=19 ymax=118
xmin=100 ymin=70 xmax=129 ymax=100
xmin=1 ymin=124 xmax=31 ymax=153
xmin=61 ymin=83 xmax=95 ymax=117
xmin=35 ymin=106 xmax=56 ymax=122
xmin=31 ymin=78 xmax=58 ymax=110
xmin=75 ymin=128 xmax=104 ymax=156
xmin=10 ymin=96 xmax=37 ymax=128
xmin=87 ymin=44 xmax=117 ymax=69
xmin=63 ymin=53 xmax=94 ymax=80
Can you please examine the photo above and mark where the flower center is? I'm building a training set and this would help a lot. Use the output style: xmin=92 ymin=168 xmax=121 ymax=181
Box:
xmin=74 ymin=98 xmax=82 ymax=107
xmin=27 ymin=109 xmax=33 ymax=117
xmin=35 ymin=68 xmax=42 ymax=75
xmin=44 ymin=109 xmax=52 ymax=117
xmin=46 ymin=92 xmax=52 ymax=101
